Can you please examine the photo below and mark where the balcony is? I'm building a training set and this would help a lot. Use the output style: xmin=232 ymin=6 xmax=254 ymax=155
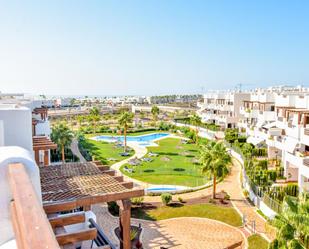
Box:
xmin=239 ymin=107 xmax=259 ymax=118
xmin=300 ymin=127 xmax=309 ymax=146
xmin=258 ymin=111 xmax=276 ymax=122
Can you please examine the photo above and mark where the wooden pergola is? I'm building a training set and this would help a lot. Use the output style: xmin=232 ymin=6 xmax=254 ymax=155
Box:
xmin=33 ymin=136 xmax=57 ymax=166
xmin=284 ymin=108 xmax=309 ymax=127
xmin=32 ymin=107 xmax=48 ymax=121
xmin=40 ymin=161 xmax=144 ymax=249
xmin=275 ymin=106 xmax=306 ymax=124
xmin=242 ymin=100 xmax=274 ymax=111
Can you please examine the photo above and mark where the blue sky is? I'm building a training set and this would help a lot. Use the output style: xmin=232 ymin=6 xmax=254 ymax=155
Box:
xmin=0 ymin=0 xmax=309 ymax=95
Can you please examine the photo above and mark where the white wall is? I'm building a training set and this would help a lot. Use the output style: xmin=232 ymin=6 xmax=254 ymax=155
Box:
xmin=0 ymin=106 xmax=32 ymax=152
xmin=0 ymin=121 xmax=3 ymax=146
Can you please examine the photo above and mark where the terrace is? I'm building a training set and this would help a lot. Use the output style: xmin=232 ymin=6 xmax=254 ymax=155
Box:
xmin=5 ymin=160 xmax=144 ymax=249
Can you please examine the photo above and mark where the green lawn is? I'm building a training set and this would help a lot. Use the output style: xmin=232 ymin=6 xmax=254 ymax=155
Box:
xmin=248 ymin=234 xmax=269 ymax=249
xmin=83 ymin=139 xmax=132 ymax=165
xmin=120 ymin=138 xmax=208 ymax=187
xmin=132 ymin=204 xmax=242 ymax=227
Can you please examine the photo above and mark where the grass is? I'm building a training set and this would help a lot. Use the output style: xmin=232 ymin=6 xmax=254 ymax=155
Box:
xmin=120 ymin=137 xmax=208 ymax=187
xmin=132 ymin=204 xmax=242 ymax=227
xmin=83 ymin=139 xmax=132 ymax=165
xmin=248 ymin=234 xmax=269 ymax=249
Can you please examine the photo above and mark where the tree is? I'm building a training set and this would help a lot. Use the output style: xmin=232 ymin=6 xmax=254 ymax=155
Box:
xmin=190 ymin=114 xmax=202 ymax=144
xmin=51 ymin=123 xmax=74 ymax=163
xmin=269 ymin=193 xmax=309 ymax=249
xmin=90 ymin=114 xmax=100 ymax=133
xmin=89 ymin=106 xmax=100 ymax=116
xmin=200 ymin=141 xmax=231 ymax=199
xmin=118 ymin=112 xmax=134 ymax=152
xmin=151 ymin=105 xmax=160 ymax=124
xmin=89 ymin=107 xmax=100 ymax=133
xmin=224 ymin=128 xmax=239 ymax=144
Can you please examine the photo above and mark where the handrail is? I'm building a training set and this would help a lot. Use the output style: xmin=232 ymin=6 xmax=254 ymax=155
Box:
xmin=8 ymin=163 xmax=60 ymax=249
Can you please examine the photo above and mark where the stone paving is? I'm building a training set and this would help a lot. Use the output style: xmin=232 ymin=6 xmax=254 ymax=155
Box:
xmin=70 ymin=138 xmax=87 ymax=163
xmin=92 ymin=204 xmax=245 ymax=249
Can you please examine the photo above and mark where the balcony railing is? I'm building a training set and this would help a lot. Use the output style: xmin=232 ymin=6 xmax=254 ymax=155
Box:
xmin=8 ymin=163 xmax=60 ymax=249
xmin=304 ymin=159 xmax=309 ymax=167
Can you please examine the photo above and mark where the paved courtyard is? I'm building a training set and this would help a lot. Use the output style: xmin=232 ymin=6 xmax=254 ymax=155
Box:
xmin=92 ymin=205 xmax=245 ymax=249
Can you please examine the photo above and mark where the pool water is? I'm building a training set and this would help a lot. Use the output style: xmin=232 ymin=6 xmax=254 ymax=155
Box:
xmin=146 ymin=185 xmax=189 ymax=193
xmin=94 ymin=133 xmax=169 ymax=143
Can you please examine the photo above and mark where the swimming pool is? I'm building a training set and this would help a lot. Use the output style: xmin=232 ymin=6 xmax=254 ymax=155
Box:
xmin=93 ymin=133 xmax=169 ymax=143
xmin=146 ymin=185 xmax=189 ymax=193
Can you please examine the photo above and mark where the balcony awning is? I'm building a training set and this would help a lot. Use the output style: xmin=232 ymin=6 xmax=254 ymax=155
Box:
xmin=247 ymin=136 xmax=264 ymax=146
xmin=284 ymin=137 xmax=299 ymax=153
xmin=262 ymin=122 xmax=276 ymax=129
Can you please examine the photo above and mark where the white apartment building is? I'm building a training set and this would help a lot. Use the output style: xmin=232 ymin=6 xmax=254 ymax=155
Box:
xmin=0 ymin=93 xmax=55 ymax=166
xmin=238 ymin=86 xmax=309 ymax=192
xmin=197 ymin=91 xmax=250 ymax=129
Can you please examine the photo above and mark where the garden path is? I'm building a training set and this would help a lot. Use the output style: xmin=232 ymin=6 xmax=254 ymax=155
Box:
xmin=70 ymin=138 xmax=87 ymax=162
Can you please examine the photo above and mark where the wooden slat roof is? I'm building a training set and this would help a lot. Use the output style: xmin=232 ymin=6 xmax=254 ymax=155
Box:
xmin=33 ymin=136 xmax=57 ymax=150
xmin=40 ymin=162 xmax=144 ymax=205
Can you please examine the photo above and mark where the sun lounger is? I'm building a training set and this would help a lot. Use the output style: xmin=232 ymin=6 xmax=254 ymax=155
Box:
xmin=142 ymin=157 xmax=153 ymax=162
xmin=124 ymin=166 xmax=133 ymax=173
xmin=148 ymin=152 xmax=158 ymax=157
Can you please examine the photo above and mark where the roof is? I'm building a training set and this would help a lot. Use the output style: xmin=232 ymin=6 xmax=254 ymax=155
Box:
xmin=33 ymin=136 xmax=57 ymax=150
xmin=40 ymin=162 xmax=144 ymax=205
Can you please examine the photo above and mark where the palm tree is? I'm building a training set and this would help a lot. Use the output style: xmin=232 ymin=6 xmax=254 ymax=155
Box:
xmin=190 ymin=114 xmax=202 ymax=144
xmin=89 ymin=107 xmax=100 ymax=133
xmin=269 ymin=193 xmax=309 ymax=249
xmin=90 ymin=106 xmax=100 ymax=116
xmin=151 ymin=105 xmax=160 ymax=124
xmin=90 ymin=114 xmax=100 ymax=134
xmin=200 ymin=141 xmax=231 ymax=199
xmin=118 ymin=112 xmax=134 ymax=152
xmin=51 ymin=123 xmax=74 ymax=163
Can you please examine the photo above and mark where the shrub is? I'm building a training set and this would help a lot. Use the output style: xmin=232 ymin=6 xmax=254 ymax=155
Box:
xmin=224 ymin=193 xmax=231 ymax=200
xmin=178 ymin=196 xmax=184 ymax=203
xmin=243 ymin=190 xmax=249 ymax=198
xmin=107 ymin=201 xmax=119 ymax=216
xmin=209 ymin=198 xmax=216 ymax=204
xmin=161 ymin=193 xmax=172 ymax=205
xmin=131 ymin=197 xmax=144 ymax=206
xmin=130 ymin=227 xmax=139 ymax=241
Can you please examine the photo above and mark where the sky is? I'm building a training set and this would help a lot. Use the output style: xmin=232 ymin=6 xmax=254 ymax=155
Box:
xmin=0 ymin=0 xmax=309 ymax=96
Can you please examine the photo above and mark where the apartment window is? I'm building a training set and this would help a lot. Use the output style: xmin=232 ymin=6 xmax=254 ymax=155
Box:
xmin=270 ymin=106 xmax=275 ymax=111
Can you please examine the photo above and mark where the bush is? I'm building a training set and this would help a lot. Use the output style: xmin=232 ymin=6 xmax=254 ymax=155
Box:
xmin=107 ymin=201 xmax=119 ymax=216
xmin=161 ymin=193 xmax=172 ymax=205
xmin=131 ymin=197 xmax=144 ymax=206
xmin=243 ymin=190 xmax=249 ymax=198
xmin=178 ymin=196 xmax=184 ymax=203
xmin=224 ymin=193 xmax=231 ymax=200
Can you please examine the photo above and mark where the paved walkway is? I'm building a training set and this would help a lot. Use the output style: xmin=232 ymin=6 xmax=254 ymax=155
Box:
xmin=143 ymin=157 xmax=270 ymax=239
xmin=92 ymin=204 xmax=245 ymax=249
xmin=70 ymin=138 xmax=87 ymax=162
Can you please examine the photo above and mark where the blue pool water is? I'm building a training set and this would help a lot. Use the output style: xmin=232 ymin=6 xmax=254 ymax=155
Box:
xmin=95 ymin=133 xmax=169 ymax=143
xmin=147 ymin=187 xmax=178 ymax=192
xmin=146 ymin=185 xmax=189 ymax=193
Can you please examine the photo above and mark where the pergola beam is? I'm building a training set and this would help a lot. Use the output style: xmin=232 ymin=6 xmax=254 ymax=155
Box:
xmin=56 ymin=228 xmax=97 ymax=245
xmin=49 ymin=213 xmax=86 ymax=229
xmin=43 ymin=189 xmax=144 ymax=214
